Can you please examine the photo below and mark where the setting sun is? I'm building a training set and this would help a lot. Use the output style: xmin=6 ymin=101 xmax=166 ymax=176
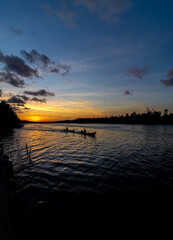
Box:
xmin=28 ymin=116 xmax=42 ymax=122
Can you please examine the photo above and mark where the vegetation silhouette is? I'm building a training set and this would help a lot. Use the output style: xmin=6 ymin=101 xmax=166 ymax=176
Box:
xmin=57 ymin=108 xmax=173 ymax=125
xmin=0 ymin=100 xmax=21 ymax=129
xmin=1 ymin=101 xmax=172 ymax=126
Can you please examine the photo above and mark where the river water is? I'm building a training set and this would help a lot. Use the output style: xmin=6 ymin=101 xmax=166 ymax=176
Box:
xmin=1 ymin=123 xmax=173 ymax=237
xmin=1 ymin=123 xmax=173 ymax=195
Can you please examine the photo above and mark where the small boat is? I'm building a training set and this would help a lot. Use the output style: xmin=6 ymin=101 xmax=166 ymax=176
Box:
xmin=81 ymin=131 xmax=96 ymax=137
xmin=64 ymin=129 xmax=75 ymax=133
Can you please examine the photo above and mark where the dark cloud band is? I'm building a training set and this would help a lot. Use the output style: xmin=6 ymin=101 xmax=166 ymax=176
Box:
xmin=24 ymin=89 xmax=55 ymax=97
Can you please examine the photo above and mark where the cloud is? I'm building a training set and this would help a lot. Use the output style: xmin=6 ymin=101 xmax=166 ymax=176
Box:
xmin=160 ymin=67 xmax=173 ymax=87
xmin=6 ymin=94 xmax=47 ymax=113
xmin=0 ymin=89 xmax=2 ymax=97
xmin=14 ymin=94 xmax=47 ymax=103
xmin=24 ymin=107 xmax=31 ymax=110
xmin=7 ymin=96 xmax=26 ymax=104
xmin=123 ymin=90 xmax=133 ymax=95
xmin=0 ymin=49 xmax=70 ymax=90
xmin=7 ymin=95 xmax=28 ymax=113
xmin=21 ymin=49 xmax=71 ymax=76
xmin=42 ymin=2 xmax=76 ymax=27
xmin=74 ymin=0 xmax=132 ymax=21
xmin=0 ymin=71 xmax=25 ymax=88
xmin=41 ymin=2 xmax=55 ymax=16
xmin=18 ymin=95 xmax=30 ymax=101
xmin=160 ymin=77 xmax=173 ymax=87
xmin=9 ymin=26 xmax=23 ymax=36
xmin=127 ymin=65 xmax=150 ymax=80
xmin=11 ymin=106 xmax=24 ymax=113
xmin=21 ymin=49 xmax=51 ymax=67
xmin=42 ymin=0 xmax=132 ymax=26
xmin=24 ymin=89 xmax=55 ymax=97
xmin=30 ymin=97 xmax=47 ymax=103
xmin=0 ymin=50 xmax=39 ymax=78
xmin=55 ymin=2 xmax=77 ymax=27
xmin=166 ymin=68 xmax=173 ymax=77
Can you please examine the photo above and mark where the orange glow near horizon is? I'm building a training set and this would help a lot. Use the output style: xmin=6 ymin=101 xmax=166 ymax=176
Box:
xmin=16 ymin=99 xmax=147 ymax=122
xmin=27 ymin=116 xmax=42 ymax=122
xmin=18 ymin=101 xmax=107 ymax=122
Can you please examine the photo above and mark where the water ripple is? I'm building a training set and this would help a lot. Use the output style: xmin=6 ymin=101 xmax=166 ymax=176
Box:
xmin=1 ymin=123 xmax=173 ymax=195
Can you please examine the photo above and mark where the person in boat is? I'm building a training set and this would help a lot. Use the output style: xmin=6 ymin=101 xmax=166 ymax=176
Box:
xmin=81 ymin=129 xmax=86 ymax=134
xmin=65 ymin=127 xmax=68 ymax=131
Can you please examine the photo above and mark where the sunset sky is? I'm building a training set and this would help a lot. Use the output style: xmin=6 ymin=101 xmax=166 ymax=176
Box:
xmin=0 ymin=0 xmax=173 ymax=121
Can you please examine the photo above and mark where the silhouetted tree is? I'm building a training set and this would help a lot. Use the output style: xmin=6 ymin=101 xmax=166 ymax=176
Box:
xmin=0 ymin=101 xmax=21 ymax=129
xmin=57 ymin=108 xmax=173 ymax=125
xmin=164 ymin=109 xmax=168 ymax=116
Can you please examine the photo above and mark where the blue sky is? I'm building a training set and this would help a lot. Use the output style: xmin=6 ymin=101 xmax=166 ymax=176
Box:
xmin=0 ymin=0 xmax=173 ymax=121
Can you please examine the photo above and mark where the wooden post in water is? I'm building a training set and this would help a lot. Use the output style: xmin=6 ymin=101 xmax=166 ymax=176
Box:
xmin=26 ymin=143 xmax=28 ymax=156
xmin=26 ymin=143 xmax=31 ymax=162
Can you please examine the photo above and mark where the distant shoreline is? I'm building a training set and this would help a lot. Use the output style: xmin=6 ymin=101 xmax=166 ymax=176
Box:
xmin=21 ymin=109 xmax=173 ymax=125
xmin=21 ymin=120 xmax=173 ymax=125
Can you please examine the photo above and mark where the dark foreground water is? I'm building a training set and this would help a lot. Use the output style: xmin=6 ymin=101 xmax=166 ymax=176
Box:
xmin=1 ymin=123 xmax=173 ymax=238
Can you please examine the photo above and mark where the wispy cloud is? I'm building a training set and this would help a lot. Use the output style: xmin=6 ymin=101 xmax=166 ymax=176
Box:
xmin=42 ymin=2 xmax=76 ymax=27
xmin=55 ymin=2 xmax=77 ymax=27
xmin=75 ymin=0 xmax=132 ymax=22
xmin=42 ymin=0 xmax=132 ymax=27
xmin=127 ymin=65 xmax=150 ymax=80
xmin=9 ymin=26 xmax=23 ymax=36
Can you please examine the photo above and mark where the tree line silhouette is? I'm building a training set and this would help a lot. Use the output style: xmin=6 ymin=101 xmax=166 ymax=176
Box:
xmin=58 ymin=108 xmax=173 ymax=125
xmin=0 ymin=101 xmax=21 ymax=129
xmin=1 ymin=100 xmax=173 ymax=126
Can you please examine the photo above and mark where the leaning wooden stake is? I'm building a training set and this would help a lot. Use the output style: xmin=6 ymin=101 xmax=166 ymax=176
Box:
xmin=26 ymin=143 xmax=31 ymax=162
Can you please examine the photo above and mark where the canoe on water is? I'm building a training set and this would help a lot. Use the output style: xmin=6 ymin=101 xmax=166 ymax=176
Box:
xmin=63 ymin=129 xmax=96 ymax=137
xmin=64 ymin=129 xmax=75 ymax=133
xmin=80 ymin=131 xmax=96 ymax=137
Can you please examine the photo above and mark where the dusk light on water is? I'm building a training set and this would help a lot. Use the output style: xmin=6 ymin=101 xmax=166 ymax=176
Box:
xmin=0 ymin=0 xmax=173 ymax=239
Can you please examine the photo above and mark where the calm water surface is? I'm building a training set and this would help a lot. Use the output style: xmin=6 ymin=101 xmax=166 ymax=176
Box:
xmin=1 ymin=123 xmax=173 ymax=197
